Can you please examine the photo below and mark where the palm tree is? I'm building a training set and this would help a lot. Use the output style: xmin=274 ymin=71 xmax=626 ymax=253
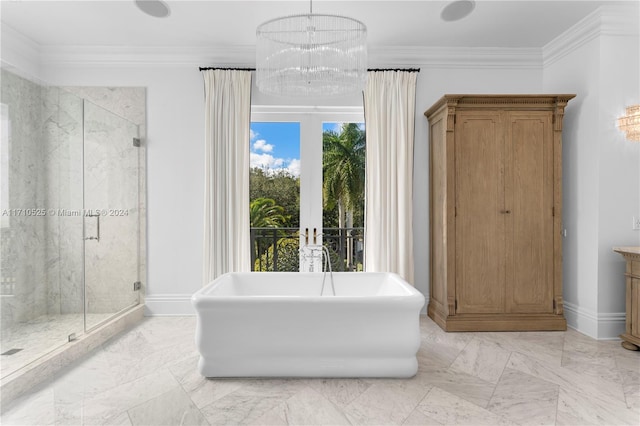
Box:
xmin=323 ymin=123 xmax=365 ymax=229
xmin=250 ymin=197 xmax=289 ymax=228
xmin=323 ymin=123 xmax=365 ymax=269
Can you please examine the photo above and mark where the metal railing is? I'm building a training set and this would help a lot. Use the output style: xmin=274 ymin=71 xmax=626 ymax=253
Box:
xmin=250 ymin=227 xmax=364 ymax=272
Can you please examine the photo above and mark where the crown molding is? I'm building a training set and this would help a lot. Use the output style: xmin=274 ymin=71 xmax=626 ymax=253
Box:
xmin=39 ymin=45 xmax=257 ymax=68
xmin=0 ymin=23 xmax=43 ymax=81
xmin=543 ymin=4 xmax=640 ymax=67
xmin=369 ymin=46 xmax=541 ymax=69
xmin=34 ymin=44 xmax=541 ymax=69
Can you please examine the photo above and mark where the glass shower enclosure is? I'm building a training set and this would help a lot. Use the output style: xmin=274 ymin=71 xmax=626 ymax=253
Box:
xmin=0 ymin=70 xmax=142 ymax=379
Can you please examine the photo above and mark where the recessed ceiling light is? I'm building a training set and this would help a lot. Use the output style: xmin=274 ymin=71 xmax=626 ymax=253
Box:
xmin=135 ymin=0 xmax=171 ymax=18
xmin=441 ymin=0 xmax=476 ymax=22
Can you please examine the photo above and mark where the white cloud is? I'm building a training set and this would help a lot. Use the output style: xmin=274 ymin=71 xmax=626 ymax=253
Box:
xmin=253 ymin=139 xmax=274 ymax=153
xmin=286 ymin=159 xmax=301 ymax=177
xmin=250 ymin=152 xmax=284 ymax=170
xmin=250 ymin=153 xmax=300 ymax=178
xmin=250 ymin=129 xmax=258 ymax=141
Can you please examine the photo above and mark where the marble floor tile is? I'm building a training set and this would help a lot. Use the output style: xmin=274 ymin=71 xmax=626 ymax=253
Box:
xmin=199 ymin=379 xmax=305 ymax=425
xmin=167 ymin=354 xmax=244 ymax=409
xmin=507 ymin=350 xmax=627 ymax=404
xmin=487 ymin=367 xmax=559 ymax=425
xmin=254 ymin=386 xmax=351 ymax=426
xmin=484 ymin=330 xmax=565 ymax=367
xmin=307 ymin=377 xmax=372 ymax=408
xmin=449 ymin=337 xmax=511 ymax=384
xmin=416 ymin=366 xmax=496 ymax=408
xmin=615 ymin=351 xmax=640 ymax=410
xmin=418 ymin=328 xmax=473 ymax=368
xmin=54 ymin=368 xmax=180 ymax=425
xmin=562 ymin=328 xmax=620 ymax=356
xmin=556 ymin=386 xmax=640 ymax=426
xmin=0 ymin=384 xmax=56 ymax=426
xmin=52 ymin=349 xmax=119 ymax=406
xmin=102 ymin=327 xmax=195 ymax=386
xmin=343 ymin=378 xmax=431 ymax=425
xmin=101 ymin=412 xmax=133 ymax=425
xmin=401 ymin=407 xmax=443 ymax=426
xmin=415 ymin=386 xmax=515 ymax=426
xmin=127 ymin=385 xmax=208 ymax=426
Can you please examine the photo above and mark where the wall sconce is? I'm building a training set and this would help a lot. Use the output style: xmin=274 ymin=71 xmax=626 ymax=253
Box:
xmin=618 ymin=105 xmax=640 ymax=141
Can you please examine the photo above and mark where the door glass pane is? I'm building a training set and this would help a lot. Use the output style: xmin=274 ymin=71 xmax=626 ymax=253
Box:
xmin=83 ymin=100 xmax=139 ymax=330
xmin=249 ymin=122 xmax=300 ymax=271
xmin=322 ymin=122 xmax=365 ymax=272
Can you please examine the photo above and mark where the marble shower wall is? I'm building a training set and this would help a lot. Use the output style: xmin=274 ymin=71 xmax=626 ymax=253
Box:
xmin=1 ymin=69 xmax=146 ymax=327
xmin=0 ymin=70 xmax=50 ymax=326
xmin=43 ymin=86 xmax=84 ymax=317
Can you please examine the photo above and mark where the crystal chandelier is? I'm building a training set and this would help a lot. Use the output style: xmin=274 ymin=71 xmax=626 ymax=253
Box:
xmin=618 ymin=105 xmax=640 ymax=142
xmin=256 ymin=0 xmax=367 ymax=97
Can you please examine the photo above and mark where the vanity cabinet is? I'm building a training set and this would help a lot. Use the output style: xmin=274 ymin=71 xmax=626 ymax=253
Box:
xmin=613 ymin=247 xmax=640 ymax=351
xmin=425 ymin=94 xmax=574 ymax=331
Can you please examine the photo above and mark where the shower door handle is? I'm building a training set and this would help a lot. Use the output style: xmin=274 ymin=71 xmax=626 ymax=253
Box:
xmin=85 ymin=213 xmax=100 ymax=242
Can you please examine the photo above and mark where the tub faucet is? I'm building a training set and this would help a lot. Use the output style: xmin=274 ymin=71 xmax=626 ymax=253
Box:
xmin=301 ymin=243 xmax=335 ymax=296
xmin=319 ymin=245 xmax=335 ymax=297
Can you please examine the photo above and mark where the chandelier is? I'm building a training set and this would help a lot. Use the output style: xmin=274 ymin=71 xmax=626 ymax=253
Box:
xmin=618 ymin=105 xmax=640 ymax=142
xmin=256 ymin=0 xmax=367 ymax=97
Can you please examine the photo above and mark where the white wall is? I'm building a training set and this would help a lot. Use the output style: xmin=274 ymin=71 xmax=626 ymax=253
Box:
xmin=543 ymin=5 xmax=640 ymax=338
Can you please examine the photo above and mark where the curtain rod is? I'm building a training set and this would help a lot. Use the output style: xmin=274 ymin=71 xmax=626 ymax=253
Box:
xmin=368 ymin=68 xmax=420 ymax=72
xmin=199 ymin=67 xmax=255 ymax=71
xmin=199 ymin=67 xmax=420 ymax=72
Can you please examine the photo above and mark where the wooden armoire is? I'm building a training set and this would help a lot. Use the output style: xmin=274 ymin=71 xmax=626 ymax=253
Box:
xmin=425 ymin=94 xmax=574 ymax=331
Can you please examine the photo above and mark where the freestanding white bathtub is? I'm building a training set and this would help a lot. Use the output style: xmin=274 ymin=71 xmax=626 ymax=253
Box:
xmin=191 ymin=272 xmax=425 ymax=378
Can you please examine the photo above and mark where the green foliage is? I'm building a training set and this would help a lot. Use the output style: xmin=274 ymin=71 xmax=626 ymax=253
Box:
xmin=249 ymin=198 xmax=289 ymax=228
xmin=322 ymin=123 xmax=366 ymax=227
xmin=249 ymin=168 xmax=299 ymax=227
xmin=254 ymin=237 xmax=300 ymax=272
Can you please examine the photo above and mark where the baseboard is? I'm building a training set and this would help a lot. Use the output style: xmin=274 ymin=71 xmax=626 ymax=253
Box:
xmin=563 ymin=301 xmax=625 ymax=340
xmin=144 ymin=294 xmax=195 ymax=316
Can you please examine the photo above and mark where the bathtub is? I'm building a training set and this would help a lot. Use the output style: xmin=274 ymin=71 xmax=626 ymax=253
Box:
xmin=191 ymin=272 xmax=424 ymax=378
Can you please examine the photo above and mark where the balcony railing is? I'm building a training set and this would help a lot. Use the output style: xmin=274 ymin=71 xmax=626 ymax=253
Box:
xmin=250 ymin=227 xmax=364 ymax=272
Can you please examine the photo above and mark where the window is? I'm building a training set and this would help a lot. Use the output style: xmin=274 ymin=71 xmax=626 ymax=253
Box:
xmin=249 ymin=106 xmax=365 ymax=272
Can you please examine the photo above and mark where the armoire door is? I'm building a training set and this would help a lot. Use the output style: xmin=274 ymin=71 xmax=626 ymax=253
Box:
xmin=454 ymin=111 xmax=506 ymax=314
xmin=505 ymin=111 xmax=555 ymax=313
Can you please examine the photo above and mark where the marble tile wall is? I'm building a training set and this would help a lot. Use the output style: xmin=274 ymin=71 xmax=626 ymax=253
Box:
xmin=43 ymin=85 xmax=84 ymax=317
xmin=0 ymin=69 xmax=49 ymax=326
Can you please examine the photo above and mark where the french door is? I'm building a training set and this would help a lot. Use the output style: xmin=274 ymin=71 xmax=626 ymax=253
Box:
xmin=250 ymin=106 xmax=364 ymax=272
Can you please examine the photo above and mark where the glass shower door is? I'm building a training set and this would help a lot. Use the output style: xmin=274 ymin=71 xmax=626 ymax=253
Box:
xmin=83 ymin=100 xmax=140 ymax=331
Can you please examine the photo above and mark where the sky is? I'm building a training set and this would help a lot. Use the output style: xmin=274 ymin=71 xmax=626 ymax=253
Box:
xmin=250 ymin=122 xmax=301 ymax=177
xmin=249 ymin=122 xmax=363 ymax=178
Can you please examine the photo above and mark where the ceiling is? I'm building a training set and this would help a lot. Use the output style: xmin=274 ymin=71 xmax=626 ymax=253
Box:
xmin=1 ymin=0 xmax=633 ymax=52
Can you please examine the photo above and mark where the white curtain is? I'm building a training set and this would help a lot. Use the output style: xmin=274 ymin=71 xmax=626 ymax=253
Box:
xmin=363 ymin=70 xmax=418 ymax=283
xmin=202 ymin=69 xmax=252 ymax=284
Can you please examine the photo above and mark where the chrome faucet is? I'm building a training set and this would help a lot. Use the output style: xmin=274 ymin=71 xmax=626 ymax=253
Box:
xmin=319 ymin=244 xmax=335 ymax=297
xmin=300 ymin=241 xmax=335 ymax=296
